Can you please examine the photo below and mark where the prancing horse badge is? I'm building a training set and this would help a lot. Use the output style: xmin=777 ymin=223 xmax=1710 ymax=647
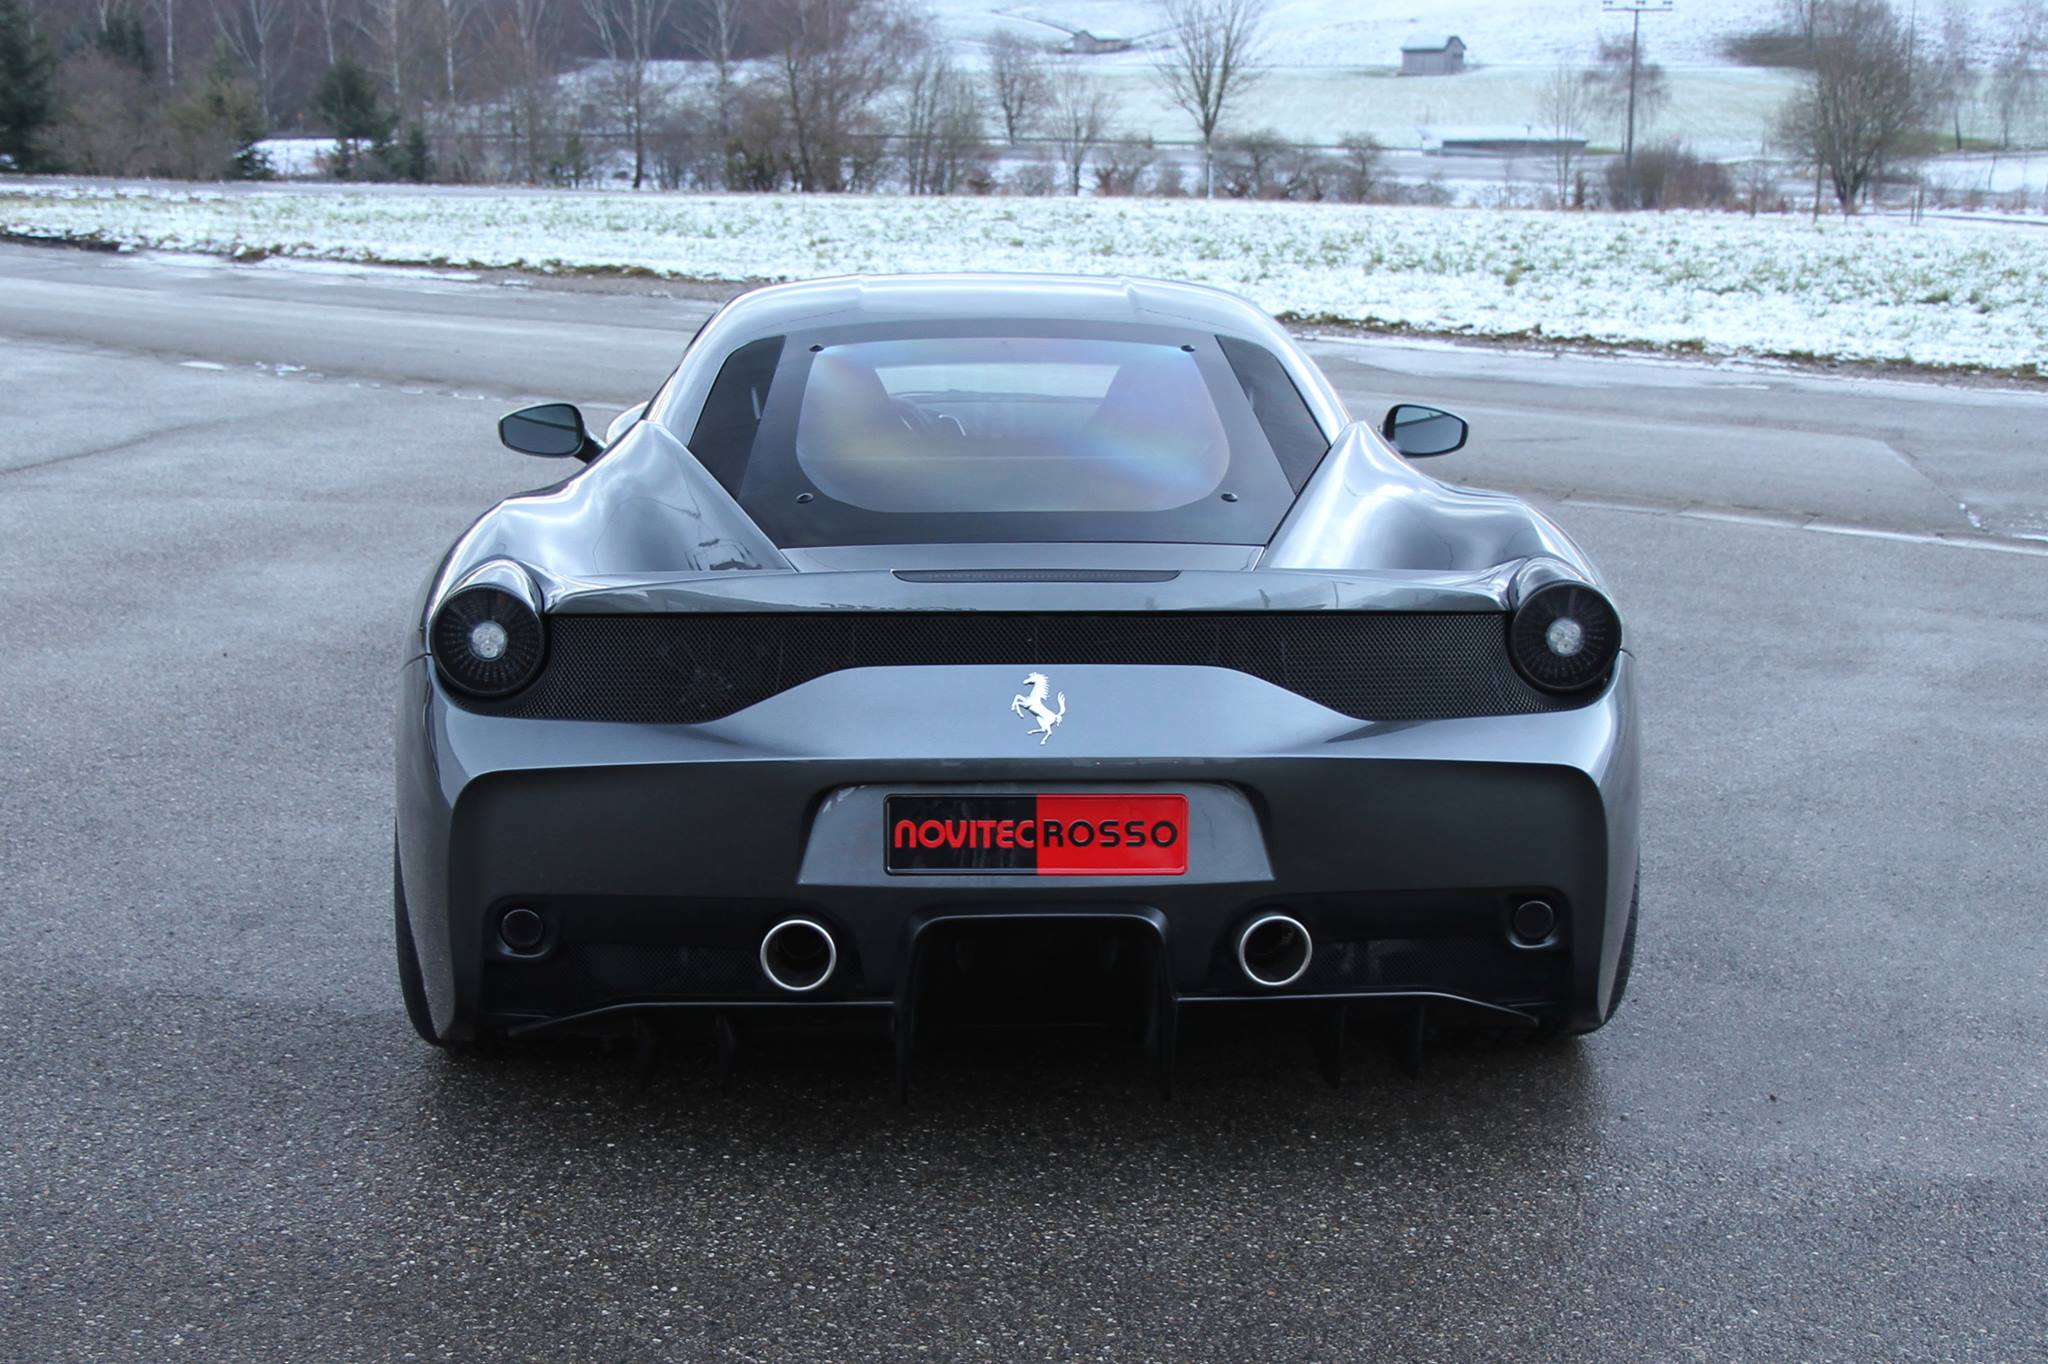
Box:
xmin=1009 ymin=672 xmax=1067 ymax=745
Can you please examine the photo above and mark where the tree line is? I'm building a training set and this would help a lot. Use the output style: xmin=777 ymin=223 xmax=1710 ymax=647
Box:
xmin=1535 ymin=0 xmax=2048 ymax=213
xmin=0 ymin=0 xmax=1297 ymax=188
xmin=2 ymin=0 xmax=2043 ymax=207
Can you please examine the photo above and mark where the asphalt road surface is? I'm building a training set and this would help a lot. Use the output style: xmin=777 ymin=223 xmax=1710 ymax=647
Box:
xmin=2 ymin=242 xmax=2044 ymax=1362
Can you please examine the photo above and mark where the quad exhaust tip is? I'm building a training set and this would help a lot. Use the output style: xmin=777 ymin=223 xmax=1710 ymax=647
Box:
xmin=1237 ymin=913 xmax=1312 ymax=989
xmin=760 ymin=918 xmax=838 ymax=993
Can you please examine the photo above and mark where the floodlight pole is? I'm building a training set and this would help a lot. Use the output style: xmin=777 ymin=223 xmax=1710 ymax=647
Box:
xmin=1603 ymin=0 xmax=1673 ymax=171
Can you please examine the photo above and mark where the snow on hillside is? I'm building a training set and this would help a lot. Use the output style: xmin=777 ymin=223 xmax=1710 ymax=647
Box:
xmin=3 ymin=182 xmax=2043 ymax=373
xmin=631 ymin=2 xmax=2024 ymax=158
xmin=930 ymin=0 xmax=2001 ymax=69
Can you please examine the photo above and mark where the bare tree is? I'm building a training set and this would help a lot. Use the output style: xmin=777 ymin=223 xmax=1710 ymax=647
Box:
xmin=1737 ymin=142 xmax=1778 ymax=214
xmin=432 ymin=0 xmax=481 ymax=101
xmin=1777 ymin=0 xmax=1932 ymax=211
xmin=1047 ymin=68 xmax=1113 ymax=194
xmin=147 ymin=0 xmax=177 ymax=83
xmin=354 ymin=0 xmax=408 ymax=107
xmin=489 ymin=0 xmax=564 ymax=182
xmin=722 ymin=78 xmax=793 ymax=188
xmin=1334 ymin=132 xmax=1381 ymax=202
xmin=1216 ymin=127 xmax=1285 ymax=196
xmin=1585 ymin=31 xmax=1669 ymax=164
xmin=49 ymin=47 xmax=158 ymax=173
xmin=1780 ymin=0 xmax=1829 ymax=215
xmin=1281 ymin=142 xmax=1335 ymax=200
xmin=1210 ymin=130 xmax=1333 ymax=199
xmin=582 ymin=0 xmax=678 ymax=187
xmin=985 ymin=30 xmax=1049 ymax=144
xmin=1929 ymin=0 xmax=1974 ymax=151
xmin=83 ymin=0 xmax=131 ymax=46
xmin=900 ymin=48 xmax=988 ymax=193
xmin=755 ymin=0 xmax=922 ymax=192
xmin=1537 ymin=63 xmax=1593 ymax=205
xmin=1152 ymin=0 xmax=1268 ymax=197
xmin=1987 ymin=0 xmax=2046 ymax=150
xmin=213 ymin=0 xmax=296 ymax=119
xmin=1603 ymin=140 xmax=1732 ymax=208
xmin=308 ymin=0 xmax=347 ymax=67
xmin=678 ymin=0 xmax=743 ymax=137
xmin=1092 ymin=135 xmax=1156 ymax=195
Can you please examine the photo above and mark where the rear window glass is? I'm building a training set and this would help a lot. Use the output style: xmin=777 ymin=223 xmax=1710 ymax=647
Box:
xmin=686 ymin=322 xmax=1321 ymax=548
xmin=794 ymin=337 xmax=1232 ymax=514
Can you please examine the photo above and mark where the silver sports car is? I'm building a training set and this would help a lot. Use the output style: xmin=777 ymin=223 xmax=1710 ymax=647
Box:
xmin=394 ymin=274 xmax=1640 ymax=1087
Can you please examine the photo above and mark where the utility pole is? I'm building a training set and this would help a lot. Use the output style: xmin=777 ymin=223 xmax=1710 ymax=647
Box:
xmin=1603 ymin=0 xmax=1673 ymax=170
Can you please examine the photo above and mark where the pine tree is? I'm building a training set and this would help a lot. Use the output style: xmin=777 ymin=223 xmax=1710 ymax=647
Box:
xmin=391 ymin=122 xmax=431 ymax=182
xmin=169 ymin=45 xmax=271 ymax=178
xmin=314 ymin=56 xmax=395 ymax=179
xmin=0 ymin=0 xmax=56 ymax=170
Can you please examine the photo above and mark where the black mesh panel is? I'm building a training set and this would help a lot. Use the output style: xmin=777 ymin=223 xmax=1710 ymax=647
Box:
xmin=451 ymin=612 xmax=1595 ymax=724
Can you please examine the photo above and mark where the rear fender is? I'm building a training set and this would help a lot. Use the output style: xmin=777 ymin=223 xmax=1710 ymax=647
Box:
xmin=423 ymin=422 xmax=791 ymax=633
xmin=1263 ymin=423 xmax=1604 ymax=584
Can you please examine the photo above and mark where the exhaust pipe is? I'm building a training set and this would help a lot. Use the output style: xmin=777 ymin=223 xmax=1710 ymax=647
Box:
xmin=760 ymin=918 xmax=837 ymax=993
xmin=1237 ymin=913 xmax=1312 ymax=988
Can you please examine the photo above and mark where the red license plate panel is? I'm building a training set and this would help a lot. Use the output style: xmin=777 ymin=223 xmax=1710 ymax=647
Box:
xmin=886 ymin=794 xmax=1189 ymax=876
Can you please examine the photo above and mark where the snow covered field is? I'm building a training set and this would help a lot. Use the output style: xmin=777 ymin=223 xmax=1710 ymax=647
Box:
xmin=3 ymin=182 xmax=2044 ymax=373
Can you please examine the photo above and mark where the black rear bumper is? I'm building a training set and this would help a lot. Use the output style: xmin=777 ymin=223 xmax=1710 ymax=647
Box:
xmin=445 ymin=758 xmax=1604 ymax=1035
xmin=397 ymin=655 xmax=1641 ymax=1046
xmin=479 ymin=891 xmax=1578 ymax=1027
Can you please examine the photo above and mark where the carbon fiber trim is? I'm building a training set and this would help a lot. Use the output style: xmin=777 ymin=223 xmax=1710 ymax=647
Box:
xmin=449 ymin=612 xmax=1593 ymax=724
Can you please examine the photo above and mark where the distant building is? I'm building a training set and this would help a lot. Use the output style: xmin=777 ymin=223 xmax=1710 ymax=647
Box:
xmin=1423 ymin=125 xmax=1585 ymax=157
xmin=1399 ymin=34 xmax=1467 ymax=76
xmin=1066 ymin=30 xmax=1132 ymax=55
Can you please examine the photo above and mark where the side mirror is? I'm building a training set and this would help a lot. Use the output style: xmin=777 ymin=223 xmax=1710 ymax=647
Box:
xmin=499 ymin=403 xmax=599 ymax=461
xmin=1381 ymin=404 xmax=1469 ymax=458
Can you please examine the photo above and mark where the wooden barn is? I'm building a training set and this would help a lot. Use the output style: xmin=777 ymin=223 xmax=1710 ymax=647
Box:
xmin=1399 ymin=35 xmax=1467 ymax=76
xmin=1066 ymin=30 xmax=1133 ymax=55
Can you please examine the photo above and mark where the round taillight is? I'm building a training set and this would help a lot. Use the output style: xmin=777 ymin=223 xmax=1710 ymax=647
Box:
xmin=1509 ymin=581 xmax=1621 ymax=693
xmin=431 ymin=585 xmax=544 ymax=698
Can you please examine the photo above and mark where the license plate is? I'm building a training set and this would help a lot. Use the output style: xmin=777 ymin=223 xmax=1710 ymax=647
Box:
xmin=886 ymin=794 xmax=1189 ymax=876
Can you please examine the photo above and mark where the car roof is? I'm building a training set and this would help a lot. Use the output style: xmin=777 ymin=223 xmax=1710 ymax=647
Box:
xmin=707 ymin=273 xmax=1297 ymax=345
xmin=649 ymin=271 xmax=1351 ymax=447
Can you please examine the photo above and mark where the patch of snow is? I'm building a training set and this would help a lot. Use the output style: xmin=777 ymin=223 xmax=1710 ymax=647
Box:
xmin=1922 ymin=154 xmax=2048 ymax=196
xmin=256 ymin=138 xmax=332 ymax=179
xmin=249 ymin=256 xmax=483 ymax=282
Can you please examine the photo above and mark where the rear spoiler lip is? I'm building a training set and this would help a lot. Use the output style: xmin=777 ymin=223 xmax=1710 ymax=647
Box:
xmin=540 ymin=564 xmax=1527 ymax=616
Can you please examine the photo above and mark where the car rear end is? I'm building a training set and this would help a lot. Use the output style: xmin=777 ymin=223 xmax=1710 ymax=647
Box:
xmin=394 ymin=276 xmax=1640 ymax=1073
xmin=397 ymin=566 xmax=1639 ymax=1053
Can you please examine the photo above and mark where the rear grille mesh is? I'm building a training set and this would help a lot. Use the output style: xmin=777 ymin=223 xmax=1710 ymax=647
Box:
xmin=450 ymin=611 xmax=1588 ymax=724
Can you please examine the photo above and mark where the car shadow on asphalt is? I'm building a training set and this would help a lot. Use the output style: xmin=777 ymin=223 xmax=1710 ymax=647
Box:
xmin=415 ymin=1004 xmax=1608 ymax=1150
